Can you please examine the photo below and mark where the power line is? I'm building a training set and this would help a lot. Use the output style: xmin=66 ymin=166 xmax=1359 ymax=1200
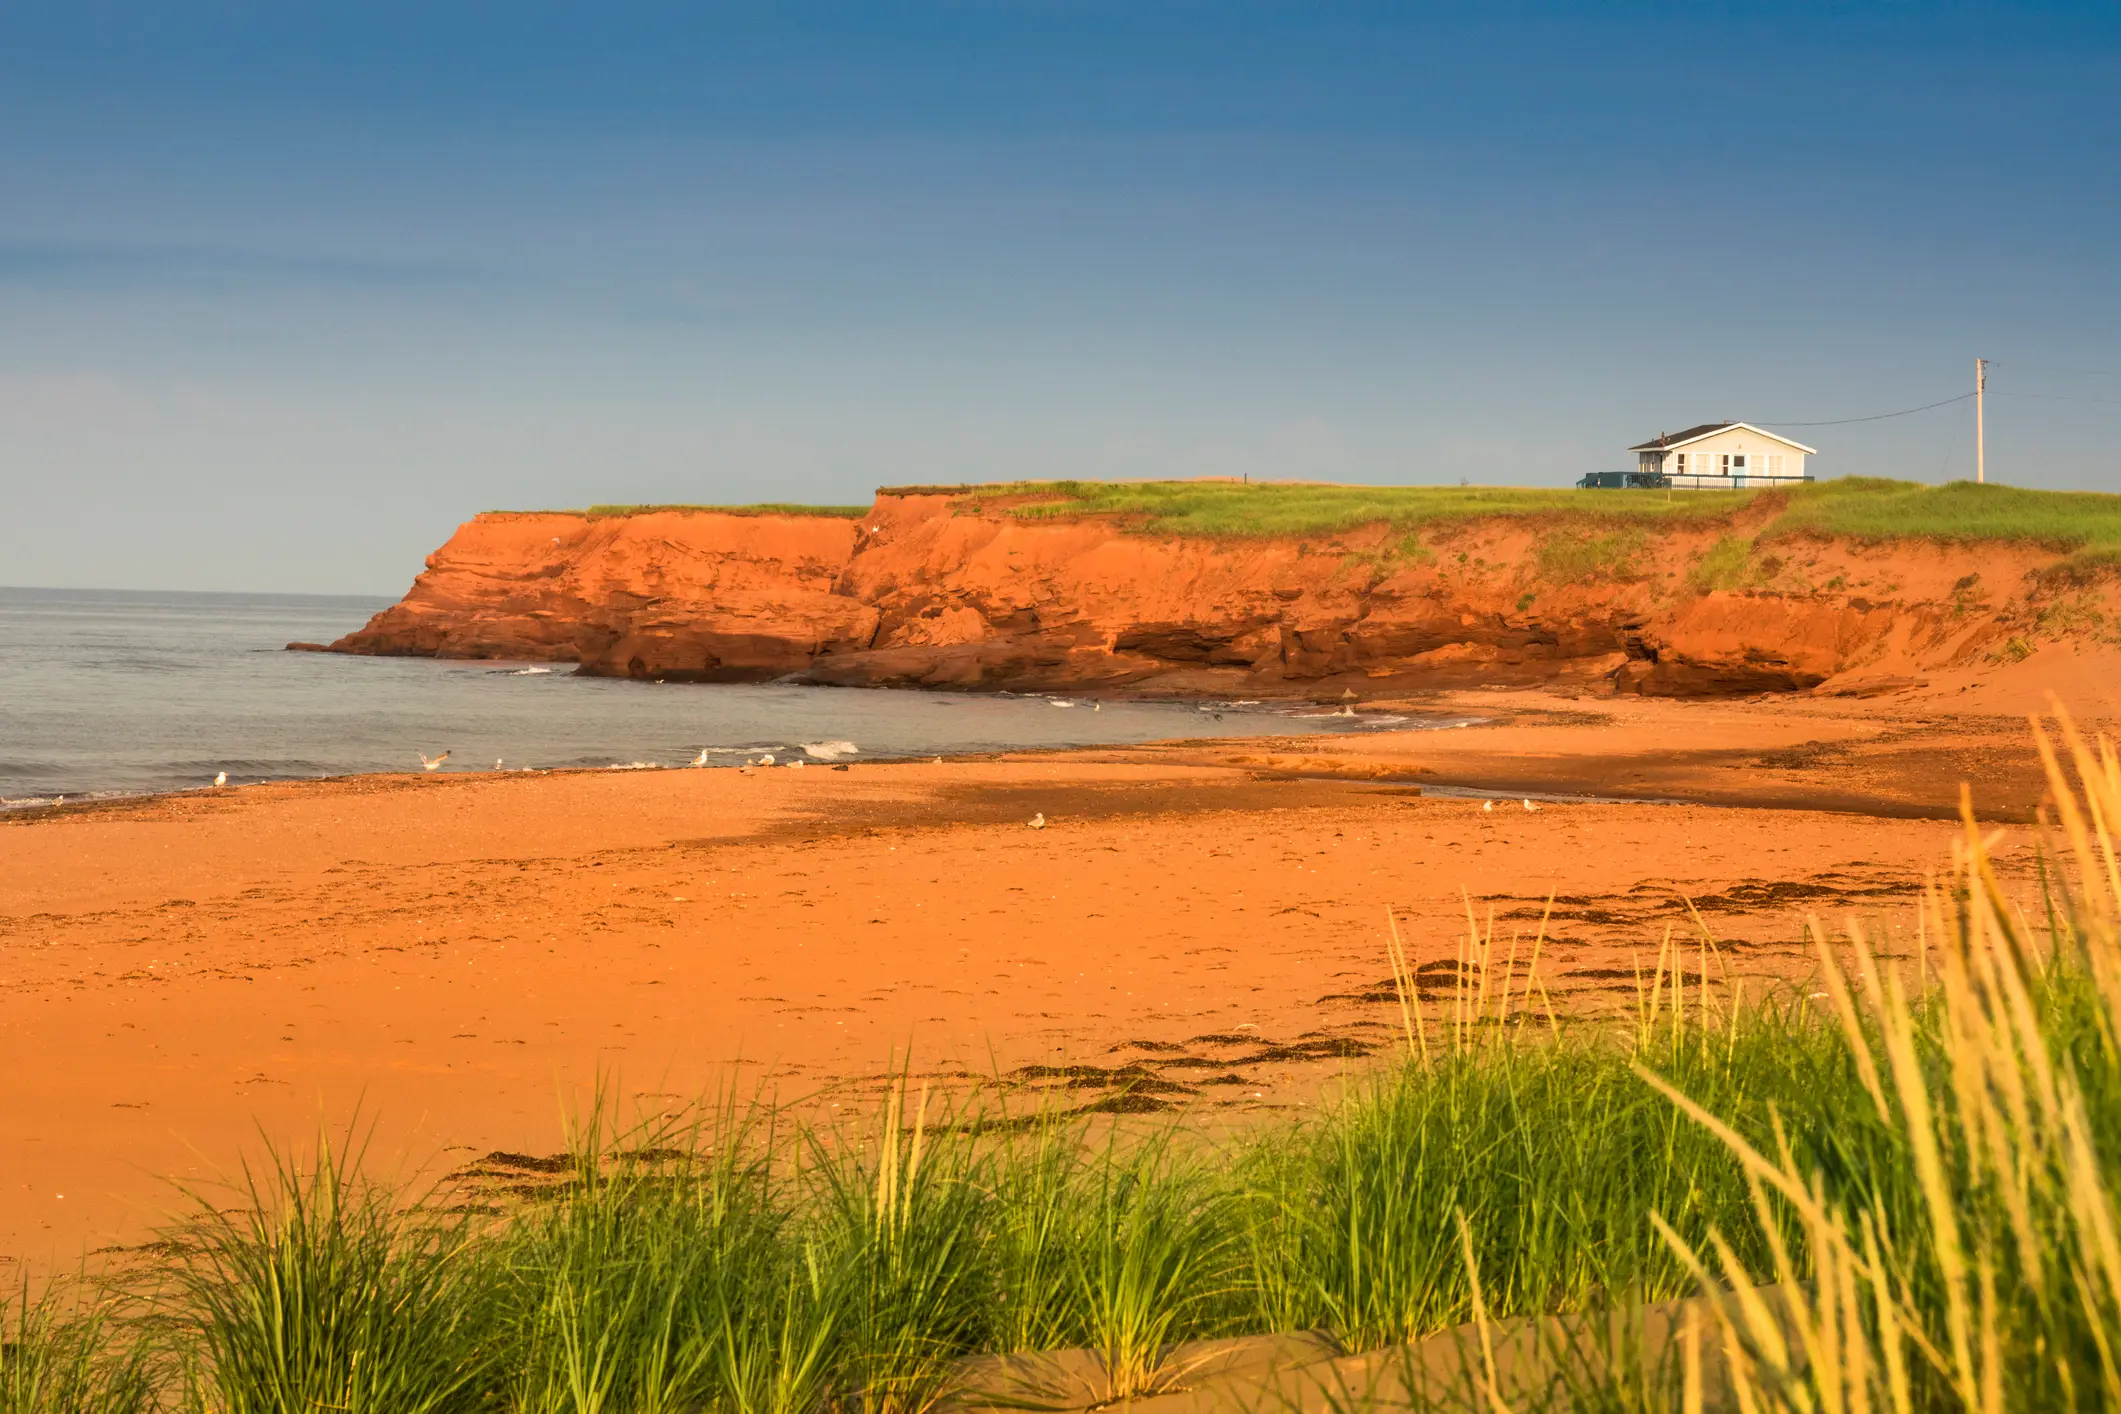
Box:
xmin=1757 ymin=392 xmax=1974 ymax=427
xmin=1988 ymin=359 xmax=2121 ymax=380
xmin=1992 ymin=389 xmax=2121 ymax=407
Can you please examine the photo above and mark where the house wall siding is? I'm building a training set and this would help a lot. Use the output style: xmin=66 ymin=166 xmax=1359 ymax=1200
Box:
xmin=1636 ymin=426 xmax=1809 ymax=487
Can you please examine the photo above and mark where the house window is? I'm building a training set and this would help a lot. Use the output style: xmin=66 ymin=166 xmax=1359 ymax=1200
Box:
xmin=1672 ymin=452 xmax=1688 ymax=475
xmin=1720 ymin=454 xmax=1747 ymax=476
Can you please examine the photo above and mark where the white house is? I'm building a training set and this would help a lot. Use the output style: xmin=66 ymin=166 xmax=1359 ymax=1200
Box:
xmin=1627 ymin=423 xmax=1816 ymax=489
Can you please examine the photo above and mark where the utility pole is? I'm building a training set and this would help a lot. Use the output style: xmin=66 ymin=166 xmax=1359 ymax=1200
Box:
xmin=1975 ymin=357 xmax=1987 ymax=484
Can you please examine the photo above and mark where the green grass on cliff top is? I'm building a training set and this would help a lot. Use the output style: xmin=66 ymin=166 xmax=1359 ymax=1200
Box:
xmin=917 ymin=476 xmax=2121 ymax=552
xmin=529 ymin=479 xmax=2121 ymax=555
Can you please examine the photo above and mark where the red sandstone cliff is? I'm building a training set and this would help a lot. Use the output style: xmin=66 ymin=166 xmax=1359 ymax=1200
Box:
xmin=327 ymin=491 xmax=2119 ymax=698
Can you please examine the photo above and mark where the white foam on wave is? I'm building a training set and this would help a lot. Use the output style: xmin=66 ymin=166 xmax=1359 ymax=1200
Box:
xmin=800 ymin=741 xmax=860 ymax=760
xmin=511 ymin=666 xmax=554 ymax=675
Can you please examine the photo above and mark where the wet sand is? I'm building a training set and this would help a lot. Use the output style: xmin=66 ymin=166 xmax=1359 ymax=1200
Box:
xmin=0 ymin=689 xmax=2076 ymax=1270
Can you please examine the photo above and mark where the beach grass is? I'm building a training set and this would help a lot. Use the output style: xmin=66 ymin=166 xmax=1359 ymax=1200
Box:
xmin=1643 ymin=715 xmax=2121 ymax=1410
xmin=0 ymin=1280 xmax=153 ymax=1414
xmin=9 ymin=719 xmax=2120 ymax=1411
xmin=164 ymin=1133 xmax=492 ymax=1414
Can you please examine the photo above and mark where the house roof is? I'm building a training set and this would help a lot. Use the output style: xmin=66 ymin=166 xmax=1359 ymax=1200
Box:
xmin=1629 ymin=422 xmax=1818 ymax=456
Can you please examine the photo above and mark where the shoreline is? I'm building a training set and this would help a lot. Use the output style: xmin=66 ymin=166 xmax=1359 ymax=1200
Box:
xmin=0 ymin=686 xmax=2097 ymax=1270
xmin=0 ymin=679 xmax=1477 ymax=814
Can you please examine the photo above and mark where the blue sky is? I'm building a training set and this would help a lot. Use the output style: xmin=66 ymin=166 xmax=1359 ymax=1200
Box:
xmin=2 ymin=2 xmax=2117 ymax=593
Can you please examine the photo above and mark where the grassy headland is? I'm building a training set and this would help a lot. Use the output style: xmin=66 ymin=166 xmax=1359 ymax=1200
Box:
xmin=927 ymin=476 xmax=2121 ymax=552
xmin=534 ymin=479 xmax=2121 ymax=558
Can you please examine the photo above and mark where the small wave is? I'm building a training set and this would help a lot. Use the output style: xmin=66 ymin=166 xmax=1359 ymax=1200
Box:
xmin=2 ymin=789 xmax=136 ymax=811
xmin=510 ymin=666 xmax=554 ymax=676
xmin=800 ymin=741 xmax=859 ymax=760
xmin=606 ymin=761 xmax=661 ymax=770
xmin=1049 ymin=699 xmax=1076 ymax=708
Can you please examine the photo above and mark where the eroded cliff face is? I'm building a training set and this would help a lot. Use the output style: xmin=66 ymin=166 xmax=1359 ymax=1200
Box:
xmin=327 ymin=494 xmax=2118 ymax=698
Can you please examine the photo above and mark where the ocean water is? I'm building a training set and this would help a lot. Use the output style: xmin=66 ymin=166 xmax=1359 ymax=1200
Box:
xmin=0 ymin=587 xmax=1450 ymax=804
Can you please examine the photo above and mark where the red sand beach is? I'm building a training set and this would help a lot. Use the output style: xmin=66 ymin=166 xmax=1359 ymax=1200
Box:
xmin=0 ymin=688 xmax=2088 ymax=1270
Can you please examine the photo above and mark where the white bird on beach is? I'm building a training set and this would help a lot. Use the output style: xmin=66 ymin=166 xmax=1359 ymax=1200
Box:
xmin=494 ymin=758 xmax=505 ymax=771
xmin=691 ymin=749 xmax=710 ymax=767
xmin=757 ymin=753 xmax=775 ymax=766
xmin=1092 ymin=701 xmax=1101 ymax=712
xmin=213 ymin=771 xmax=227 ymax=788
xmin=1028 ymin=812 xmax=1046 ymax=830
xmin=1482 ymin=799 xmax=1494 ymax=812
xmin=788 ymin=759 xmax=805 ymax=769
xmin=420 ymin=751 xmax=450 ymax=771
xmin=1523 ymin=799 xmax=1540 ymax=813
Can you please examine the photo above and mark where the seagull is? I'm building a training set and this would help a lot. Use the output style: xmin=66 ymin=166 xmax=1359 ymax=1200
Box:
xmin=420 ymin=751 xmax=450 ymax=771
xmin=1028 ymin=812 xmax=1046 ymax=830
xmin=1482 ymin=799 xmax=1494 ymax=812
xmin=213 ymin=771 xmax=227 ymax=788
xmin=1523 ymin=799 xmax=1541 ymax=813
xmin=788 ymin=759 xmax=805 ymax=769
xmin=1092 ymin=701 xmax=1101 ymax=712
xmin=691 ymin=749 xmax=710 ymax=767
xmin=757 ymin=753 xmax=774 ymax=766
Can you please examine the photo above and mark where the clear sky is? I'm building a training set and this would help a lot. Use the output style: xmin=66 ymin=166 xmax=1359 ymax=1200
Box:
xmin=3 ymin=1 xmax=2117 ymax=593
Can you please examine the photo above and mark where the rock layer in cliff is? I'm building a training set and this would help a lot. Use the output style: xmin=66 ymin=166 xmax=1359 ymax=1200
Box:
xmin=327 ymin=486 xmax=2121 ymax=698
